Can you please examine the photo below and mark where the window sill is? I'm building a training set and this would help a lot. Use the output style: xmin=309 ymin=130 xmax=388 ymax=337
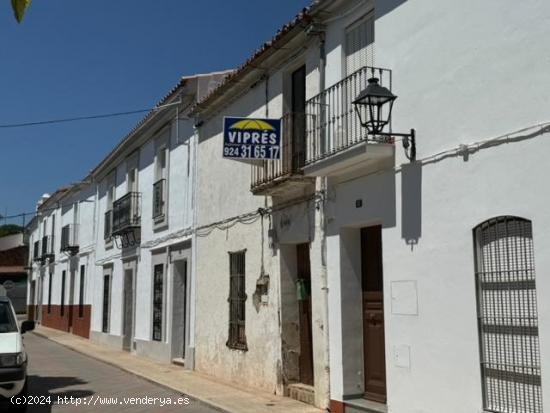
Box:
xmin=153 ymin=216 xmax=169 ymax=232
xmin=226 ymin=342 xmax=248 ymax=352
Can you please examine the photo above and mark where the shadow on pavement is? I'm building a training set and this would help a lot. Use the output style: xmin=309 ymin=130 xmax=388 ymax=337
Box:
xmin=21 ymin=375 xmax=95 ymax=412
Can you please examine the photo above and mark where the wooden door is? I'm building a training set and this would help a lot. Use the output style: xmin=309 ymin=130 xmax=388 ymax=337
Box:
xmin=122 ymin=269 xmax=134 ymax=351
xmin=297 ymin=243 xmax=314 ymax=386
xmin=361 ymin=226 xmax=387 ymax=403
xmin=68 ymin=269 xmax=76 ymax=331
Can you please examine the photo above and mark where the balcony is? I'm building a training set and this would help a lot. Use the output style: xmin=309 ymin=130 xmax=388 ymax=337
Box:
xmin=60 ymin=224 xmax=79 ymax=255
xmin=112 ymin=192 xmax=141 ymax=236
xmin=153 ymin=179 xmax=166 ymax=220
xmin=41 ymin=235 xmax=54 ymax=262
xmin=303 ymin=66 xmax=395 ymax=177
xmin=251 ymin=113 xmax=314 ymax=196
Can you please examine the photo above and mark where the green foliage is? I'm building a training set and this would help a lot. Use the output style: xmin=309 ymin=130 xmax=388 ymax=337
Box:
xmin=11 ymin=0 xmax=32 ymax=23
xmin=0 ymin=225 xmax=23 ymax=237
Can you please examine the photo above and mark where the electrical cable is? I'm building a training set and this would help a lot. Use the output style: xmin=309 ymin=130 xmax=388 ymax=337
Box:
xmin=0 ymin=109 xmax=153 ymax=129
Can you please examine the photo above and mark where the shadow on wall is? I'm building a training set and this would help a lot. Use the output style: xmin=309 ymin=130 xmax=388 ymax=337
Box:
xmin=401 ymin=162 xmax=422 ymax=247
xmin=376 ymin=0 xmax=410 ymax=20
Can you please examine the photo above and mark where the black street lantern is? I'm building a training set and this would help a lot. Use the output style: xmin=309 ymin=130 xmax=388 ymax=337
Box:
xmin=353 ymin=77 xmax=396 ymax=135
xmin=353 ymin=77 xmax=416 ymax=162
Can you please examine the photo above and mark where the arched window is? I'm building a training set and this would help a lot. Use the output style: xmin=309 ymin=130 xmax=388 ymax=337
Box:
xmin=473 ymin=216 xmax=542 ymax=413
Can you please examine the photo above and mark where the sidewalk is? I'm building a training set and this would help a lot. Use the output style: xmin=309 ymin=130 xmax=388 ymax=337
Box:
xmin=32 ymin=326 xmax=322 ymax=413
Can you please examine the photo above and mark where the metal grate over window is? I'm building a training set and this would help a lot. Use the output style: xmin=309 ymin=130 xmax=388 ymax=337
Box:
xmin=227 ymin=251 xmax=247 ymax=350
xmin=102 ymin=274 xmax=110 ymax=333
xmin=152 ymin=264 xmax=164 ymax=342
xmin=474 ymin=216 xmax=542 ymax=413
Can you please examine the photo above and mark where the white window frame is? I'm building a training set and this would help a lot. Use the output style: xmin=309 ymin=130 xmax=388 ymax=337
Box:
xmin=153 ymin=127 xmax=170 ymax=229
xmin=104 ymin=170 xmax=116 ymax=246
xmin=344 ymin=11 xmax=375 ymax=76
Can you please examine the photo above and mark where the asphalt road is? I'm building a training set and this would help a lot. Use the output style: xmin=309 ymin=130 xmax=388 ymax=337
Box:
xmin=10 ymin=333 xmax=219 ymax=413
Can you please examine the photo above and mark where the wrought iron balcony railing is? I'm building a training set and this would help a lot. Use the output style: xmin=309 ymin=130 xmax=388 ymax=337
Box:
xmin=104 ymin=210 xmax=113 ymax=240
xmin=60 ymin=224 xmax=79 ymax=254
xmin=304 ymin=66 xmax=393 ymax=165
xmin=112 ymin=192 xmax=141 ymax=236
xmin=251 ymin=112 xmax=308 ymax=193
xmin=153 ymin=179 xmax=166 ymax=219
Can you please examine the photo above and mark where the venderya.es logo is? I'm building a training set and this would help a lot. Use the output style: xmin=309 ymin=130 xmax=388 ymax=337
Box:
xmin=223 ymin=117 xmax=282 ymax=160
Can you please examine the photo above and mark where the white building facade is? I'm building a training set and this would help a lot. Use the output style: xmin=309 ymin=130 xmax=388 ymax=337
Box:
xmin=193 ymin=0 xmax=550 ymax=412
xmin=27 ymin=184 xmax=96 ymax=338
xmin=26 ymin=1 xmax=550 ymax=412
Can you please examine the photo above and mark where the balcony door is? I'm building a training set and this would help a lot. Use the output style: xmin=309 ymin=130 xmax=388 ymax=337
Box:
xmin=291 ymin=66 xmax=306 ymax=170
xmin=361 ymin=226 xmax=387 ymax=403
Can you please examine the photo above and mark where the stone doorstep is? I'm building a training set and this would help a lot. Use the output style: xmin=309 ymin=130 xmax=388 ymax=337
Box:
xmin=171 ymin=358 xmax=185 ymax=367
xmin=345 ymin=398 xmax=387 ymax=413
xmin=288 ymin=383 xmax=315 ymax=406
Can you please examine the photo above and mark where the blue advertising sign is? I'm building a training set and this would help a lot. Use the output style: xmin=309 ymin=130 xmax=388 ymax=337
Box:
xmin=223 ymin=117 xmax=282 ymax=160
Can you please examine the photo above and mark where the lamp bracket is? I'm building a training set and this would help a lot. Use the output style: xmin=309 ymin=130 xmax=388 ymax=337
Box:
xmin=369 ymin=129 xmax=416 ymax=162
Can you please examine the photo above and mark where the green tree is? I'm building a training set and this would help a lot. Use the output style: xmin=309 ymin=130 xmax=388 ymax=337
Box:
xmin=12 ymin=0 xmax=32 ymax=23
xmin=0 ymin=225 xmax=24 ymax=237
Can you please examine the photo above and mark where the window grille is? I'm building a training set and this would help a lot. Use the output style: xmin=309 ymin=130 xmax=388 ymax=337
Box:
xmin=474 ymin=216 xmax=542 ymax=413
xmin=79 ymin=265 xmax=85 ymax=318
xmin=102 ymin=274 xmax=110 ymax=333
xmin=60 ymin=270 xmax=66 ymax=316
xmin=104 ymin=210 xmax=113 ymax=240
xmin=153 ymin=179 xmax=166 ymax=219
xmin=152 ymin=264 xmax=164 ymax=341
xmin=227 ymin=251 xmax=247 ymax=350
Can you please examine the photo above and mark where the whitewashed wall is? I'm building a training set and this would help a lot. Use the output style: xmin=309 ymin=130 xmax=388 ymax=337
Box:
xmin=195 ymin=42 xmax=330 ymax=404
xmin=325 ymin=0 xmax=550 ymax=411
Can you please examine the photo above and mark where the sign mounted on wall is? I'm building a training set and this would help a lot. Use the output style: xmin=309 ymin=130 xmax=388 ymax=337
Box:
xmin=223 ymin=117 xmax=282 ymax=160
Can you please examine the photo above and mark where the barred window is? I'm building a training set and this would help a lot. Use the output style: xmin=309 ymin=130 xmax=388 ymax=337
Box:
xmin=102 ymin=274 xmax=110 ymax=333
xmin=474 ymin=216 xmax=542 ymax=413
xmin=227 ymin=251 xmax=247 ymax=351
xmin=152 ymin=264 xmax=164 ymax=341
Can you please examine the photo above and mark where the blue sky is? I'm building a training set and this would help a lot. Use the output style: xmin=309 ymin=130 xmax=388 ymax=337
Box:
xmin=0 ymin=0 xmax=310 ymax=224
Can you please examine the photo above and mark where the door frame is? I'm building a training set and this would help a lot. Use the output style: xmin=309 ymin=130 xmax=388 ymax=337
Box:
xmin=170 ymin=258 xmax=189 ymax=361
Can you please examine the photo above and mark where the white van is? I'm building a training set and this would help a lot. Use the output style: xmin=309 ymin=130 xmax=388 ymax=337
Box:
xmin=0 ymin=295 xmax=34 ymax=410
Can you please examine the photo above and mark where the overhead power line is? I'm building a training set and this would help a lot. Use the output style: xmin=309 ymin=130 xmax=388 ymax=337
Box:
xmin=0 ymin=109 xmax=154 ymax=129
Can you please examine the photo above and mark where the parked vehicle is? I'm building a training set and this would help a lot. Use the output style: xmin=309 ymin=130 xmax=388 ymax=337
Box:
xmin=0 ymin=295 xmax=34 ymax=411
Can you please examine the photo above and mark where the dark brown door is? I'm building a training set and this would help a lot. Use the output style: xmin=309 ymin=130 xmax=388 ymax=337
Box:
xmin=297 ymin=243 xmax=314 ymax=386
xmin=291 ymin=66 xmax=306 ymax=171
xmin=68 ymin=270 xmax=76 ymax=331
xmin=361 ymin=226 xmax=387 ymax=403
xmin=123 ymin=269 xmax=134 ymax=352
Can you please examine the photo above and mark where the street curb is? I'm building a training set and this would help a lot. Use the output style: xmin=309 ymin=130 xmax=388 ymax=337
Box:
xmin=31 ymin=330 xmax=230 ymax=413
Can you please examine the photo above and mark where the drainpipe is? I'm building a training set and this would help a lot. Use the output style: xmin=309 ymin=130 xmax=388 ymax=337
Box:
xmin=188 ymin=119 xmax=200 ymax=371
xmin=318 ymin=33 xmax=331 ymax=409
